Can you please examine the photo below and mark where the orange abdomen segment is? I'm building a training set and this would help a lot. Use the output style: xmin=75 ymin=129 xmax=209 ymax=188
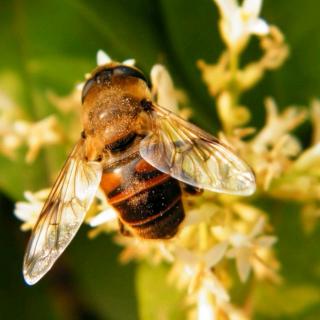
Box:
xmin=100 ymin=154 xmax=184 ymax=239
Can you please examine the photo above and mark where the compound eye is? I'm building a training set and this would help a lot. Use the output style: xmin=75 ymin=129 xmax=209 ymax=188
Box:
xmin=81 ymin=78 xmax=95 ymax=103
xmin=82 ymin=69 xmax=113 ymax=103
xmin=113 ymin=66 xmax=150 ymax=87
xmin=95 ymin=69 xmax=113 ymax=84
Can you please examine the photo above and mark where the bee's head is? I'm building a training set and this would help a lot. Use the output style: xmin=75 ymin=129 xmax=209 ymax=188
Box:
xmin=81 ymin=63 xmax=151 ymax=104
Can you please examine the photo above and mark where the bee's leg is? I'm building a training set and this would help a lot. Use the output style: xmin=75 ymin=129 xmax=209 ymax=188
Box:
xmin=181 ymin=183 xmax=203 ymax=196
xmin=118 ymin=219 xmax=133 ymax=237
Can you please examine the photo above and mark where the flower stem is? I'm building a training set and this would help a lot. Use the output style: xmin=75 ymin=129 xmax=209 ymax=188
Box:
xmin=229 ymin=50 xmax=240 ymax=111
xmin=217 ymin=50 xmax=243 ymax=135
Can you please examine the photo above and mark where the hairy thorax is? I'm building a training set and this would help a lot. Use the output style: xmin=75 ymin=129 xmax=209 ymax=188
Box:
xmin=81 ymin=76 xmax=151 ymax=161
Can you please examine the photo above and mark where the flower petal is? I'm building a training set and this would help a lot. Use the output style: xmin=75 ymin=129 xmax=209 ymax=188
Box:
xmin=150 ymin=64 xmax=179 ymax=113
xmin=204 ymin=272 xmax=230 ymax=302
xmin=293 ymin=143 xmax=320 ymax=171
xmin=76 ymin=82 xmax=85 ymax=91
xmin=243 ymin=0 xmax=263 ymax=17
xmin=122 ymin=58 xmax=136 ymax=66
xmin=256 ymin=236 xmax=277 ymax=248
xmin=175 ymin=247 xmax=197 ymax=265
xmin=229 ymin=233 xmax=250 ymax=248
xmin=14 ymin=202 xmax=41 ymax=222
xmin=88 ymin=208 xmax=117 ymax=227
xmin=214 ymin=0 xmax=238 ymax=18
xmin=97 ymin=50 xmax=112 ymax=66
xmin=236 ymin=248 xmax=252 ymax=282
xmin=204 ymin=241 xmax=228 ymax=268
xmin=249 ymin=216 xmax=266 ymax=238
xmin=197 ymin=288 xmax=216 ymax=320
xmin=248 ymin=18 xmax=269 ymax=35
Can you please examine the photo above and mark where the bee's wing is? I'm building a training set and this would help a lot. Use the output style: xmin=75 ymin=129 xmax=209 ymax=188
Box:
xmin=140 ymin=104 xmax=256 ymax=196
xmin=23 ymin=140 xmax=102 ymax=285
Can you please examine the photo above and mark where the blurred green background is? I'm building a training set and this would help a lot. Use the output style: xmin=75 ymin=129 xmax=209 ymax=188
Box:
xmin=1 ymin=0 xmax=320 ymax=319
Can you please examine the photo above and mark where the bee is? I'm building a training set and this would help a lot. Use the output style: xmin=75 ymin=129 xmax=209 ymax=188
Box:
xmin=23 ymin=61 xmax=256 ymax=285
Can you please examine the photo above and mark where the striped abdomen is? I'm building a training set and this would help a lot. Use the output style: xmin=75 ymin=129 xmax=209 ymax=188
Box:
xmin=100 ymin=153 xmax=184 ymax=239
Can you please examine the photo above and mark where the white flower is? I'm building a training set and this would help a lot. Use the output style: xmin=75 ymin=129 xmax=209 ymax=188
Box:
xmin=97 ymin=49 xmax=112 ymax=66
xmin=197 ymin=287 xmax=216 ymax=320
xmin=214 ymin=0 xmax=269 ymax=52
xmin=87 ymin=188 xmax=118 ymax=227
xmin=122 ymin=58 xmax=136 ymax=66
xmin=87 ymin=207 xmax=117 ymax=227
xmin=85 ymin=188 xmax=119 ymax=241
xmin=174 ymin=242 xmax=230 ymax=303
xmin=150 ymin=64 xmax=179 ymax=112
xmin=227 ymin=216 xmax=277 ymax=282
xmin=96 ymin=49 xmax=135 ymax=67
xmin=24 ymin=115 xmax=62 ymax=163
xmin=251 ymin=98 xmax=307 ymax=154
xmin=0 ymin=92 xmax=24 ymax=158
xmin=14 ymin=189 xmax=49 ymax=230
xmin=291 ymin=143 xmax=320 ymax=173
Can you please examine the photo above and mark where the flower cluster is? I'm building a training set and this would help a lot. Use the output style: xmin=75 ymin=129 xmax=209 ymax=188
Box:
xmin=214 ymin=0 xmax=269 ymax=53
xmin=0 ymin=92 xmax=62 ymax=162
xmin=11 ymin=0 xmax=320 ymax=319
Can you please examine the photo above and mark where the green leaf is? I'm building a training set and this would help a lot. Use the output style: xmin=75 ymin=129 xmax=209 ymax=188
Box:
xmin=68 ymin=229 xmax=138 ymax=320
xmin=0 ymin=194 xmax=62 ymax=320
xmin=254 ymin=283 xmax=320 ymax=319
xmin=252 ymin=201 xmax=320 ymax=319
xmin=136 ymin=262 xmax=186 ymax=320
